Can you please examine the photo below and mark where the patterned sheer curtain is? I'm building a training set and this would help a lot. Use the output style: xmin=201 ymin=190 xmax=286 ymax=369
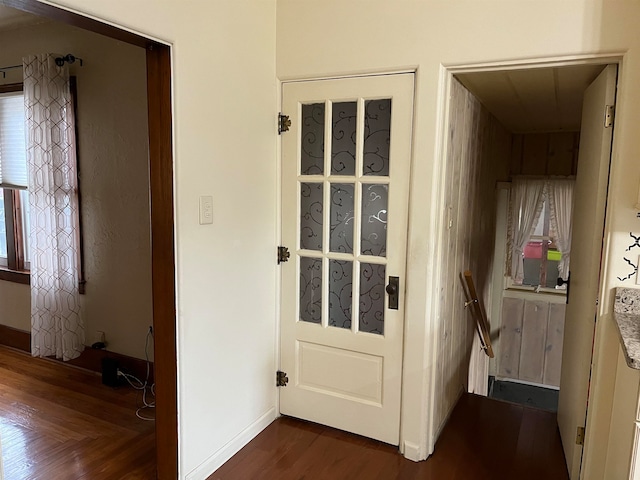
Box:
xmin=23 ymin=54 xmax=84 ymax=361
xmin=509 ymin=178 xmax=547 ymax=284
xmin=548 ymin=178 xmax=575 ymax=281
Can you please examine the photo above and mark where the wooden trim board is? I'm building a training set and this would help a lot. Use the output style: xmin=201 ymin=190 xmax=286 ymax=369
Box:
xmin=0 ymin=324 xmax=30 ymax=351
xmin=0 ymin=324 xmax=154 ymax=381
xmin=0 ymin=270 xmax=29 ymax=284
xmin=1 ymin=0 xmax=152 ymax=47
xmin=146 ymin=42 xmax=178 ymax=479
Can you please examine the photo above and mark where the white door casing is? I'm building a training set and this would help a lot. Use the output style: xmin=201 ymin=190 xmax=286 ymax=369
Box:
xmin=557 ymin=64 xmax=617 ymax=479
xmin=280 ymin=74 xmax=414 ymax=445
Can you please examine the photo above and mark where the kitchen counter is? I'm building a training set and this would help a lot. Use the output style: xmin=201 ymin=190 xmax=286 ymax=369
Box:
xmin=614 ymin=287 xmax=640 ymax=369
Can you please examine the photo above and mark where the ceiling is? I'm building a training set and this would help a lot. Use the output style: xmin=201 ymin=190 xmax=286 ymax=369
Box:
xmin=456 ymin=64 xmax=607 ymax=133
xmin=0 ymin=5 xmax=46 ymax=31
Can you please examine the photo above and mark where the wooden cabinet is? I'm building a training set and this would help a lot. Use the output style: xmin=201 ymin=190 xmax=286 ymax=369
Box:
xmin=498 ymin=295 xmax=566 ymax=387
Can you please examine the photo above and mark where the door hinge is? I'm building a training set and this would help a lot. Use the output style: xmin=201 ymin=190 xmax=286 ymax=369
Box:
xmin=276 ymin=370 xmax=289 ymax=387
xmin=278 ymin=113 xmax=291 ymax=134
xmin=576 ymin=426 xmax=585 ymax=445
xmin=277 ymin=246 xmax=290 ymax=264
xmin=604 ymin=105 xmax=615 ymax=128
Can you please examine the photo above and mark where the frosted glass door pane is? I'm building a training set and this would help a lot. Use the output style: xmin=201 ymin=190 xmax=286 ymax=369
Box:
xmin=359 ymin=263 xmax=385 ymax=335
xmin=301 ymin=103 xmax=325 ymax=175
xmin=330 ymin=183 xmax=354 ymax=254
xmin=361 ymin=184 xmax=388 ymax=257
xmin=300 ymin=257 xmax=322 ymax=324
xmin=363 ymin=99 xmax=391 ymax=176
xmin=300 ymin=183 xmax=323 ymax=250
xmin=329 ymin=259 xmax=352 ymax=329
xmin=331 ymin=102 xmax=357 ymax=176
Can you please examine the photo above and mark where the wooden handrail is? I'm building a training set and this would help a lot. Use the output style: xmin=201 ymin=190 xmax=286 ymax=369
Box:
xmin=463 ymin=270 xmax=494 ymax=358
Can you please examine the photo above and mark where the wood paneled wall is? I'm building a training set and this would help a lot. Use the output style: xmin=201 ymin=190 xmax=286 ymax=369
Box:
xmin=510 ymin=132 xmax=579 ymax=177
xmin=498 ymin=297 xmax=566 ymax=387
xmin=434 ymin=78 xmax=511 ymax=434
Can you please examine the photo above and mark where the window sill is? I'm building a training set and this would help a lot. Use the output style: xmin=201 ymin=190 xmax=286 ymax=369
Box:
xmin=506 ymin=285 xmax=566 ymax=295
xmin=504 ymin=287 xmax=567 ymax=304
xmin=0 ymin=268 xmax=30 ymax=285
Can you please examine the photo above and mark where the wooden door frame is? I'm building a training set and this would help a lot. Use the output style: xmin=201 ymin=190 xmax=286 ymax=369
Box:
xmin=432 ymin=54 xmax=623 ymax=475
xmin=1 ymin=1 xmax=177 ymax=478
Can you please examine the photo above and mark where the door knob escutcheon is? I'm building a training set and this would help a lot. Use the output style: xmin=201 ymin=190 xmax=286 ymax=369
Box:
xmin=386 ymin=276 xmax=399 ymax=310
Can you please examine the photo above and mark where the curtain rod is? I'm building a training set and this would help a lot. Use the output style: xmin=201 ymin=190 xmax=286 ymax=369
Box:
xmin=0 ymin=53 xmax=83 ymax=79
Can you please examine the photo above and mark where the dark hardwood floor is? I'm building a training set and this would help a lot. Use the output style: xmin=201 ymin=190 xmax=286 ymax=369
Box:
xmin=0 ymin=342 xmax=568 ymax=480
xmin=211 ymin=393 xmax=569 ymax=480
xmin=0 ymin=345 xmax=155 ymax=479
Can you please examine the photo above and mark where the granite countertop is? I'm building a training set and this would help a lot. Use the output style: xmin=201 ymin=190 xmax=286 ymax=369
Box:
xmin=614 ymin=288 xmax=640 ymax=369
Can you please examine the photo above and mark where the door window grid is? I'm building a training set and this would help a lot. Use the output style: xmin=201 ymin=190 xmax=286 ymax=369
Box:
xmin=298 ymin=98 xmax=391 ymax=335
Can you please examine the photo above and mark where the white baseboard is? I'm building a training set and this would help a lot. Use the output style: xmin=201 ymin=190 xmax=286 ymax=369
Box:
xmin=402 ymin=440 xmax=423 ymax=462
xmin=185 ymin=407 xmax=277 ymax=480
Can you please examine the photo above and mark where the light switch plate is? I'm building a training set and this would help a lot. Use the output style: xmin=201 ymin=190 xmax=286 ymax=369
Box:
xmin=199 ymin=195 xmax=213 ymax=225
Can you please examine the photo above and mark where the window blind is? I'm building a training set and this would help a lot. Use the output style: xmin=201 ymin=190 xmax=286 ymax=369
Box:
xmin=0 ymin=92 xmax=28 ymax=189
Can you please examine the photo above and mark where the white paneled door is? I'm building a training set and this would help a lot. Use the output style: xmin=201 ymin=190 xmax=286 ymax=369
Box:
xmin=279 ymin=74 xmax=414 ymax=444
xmin=557 ymin=64 xmax=617 ymax=479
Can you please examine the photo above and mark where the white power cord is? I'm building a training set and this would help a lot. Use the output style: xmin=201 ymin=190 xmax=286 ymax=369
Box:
xmin=118 ymin=327 xmax=156 ymax=421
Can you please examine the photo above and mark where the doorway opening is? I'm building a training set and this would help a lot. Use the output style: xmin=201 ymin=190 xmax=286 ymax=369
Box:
xmin=0 ymin=1 xmax=176 ymax=478
xmin=452 ymin=63 xmax=607 ymax=407
xmin=439 ymin=59 xmax=617 ymax=478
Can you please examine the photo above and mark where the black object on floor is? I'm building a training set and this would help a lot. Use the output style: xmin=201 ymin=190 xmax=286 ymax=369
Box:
xmin=489 ymin=378 xmax=559 ymax=412
xmin=101 ymin=357 xmax=120 ymax=387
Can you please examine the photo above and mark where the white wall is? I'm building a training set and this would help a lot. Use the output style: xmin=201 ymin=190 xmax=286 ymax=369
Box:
xmin=276 ymin=0 xmax=640 ymax=473
xmin=38 ymin=1 xmax=279 ymax=478
xmin=0 ymin=20 xmax=152 ymax=360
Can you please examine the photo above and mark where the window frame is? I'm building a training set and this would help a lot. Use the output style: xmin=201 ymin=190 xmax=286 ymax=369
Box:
xmin=0 ymin=83 xmax=29 ymax=285
xmin=69 ymin=76 xmax=86 ymax=294
xmin=0 ymin=79 xmax=84 ymax=291
xmin=505 ymin=187 xmax=567 ymax=296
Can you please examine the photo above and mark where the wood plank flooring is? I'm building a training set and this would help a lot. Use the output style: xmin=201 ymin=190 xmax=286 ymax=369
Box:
xmin=211 ymin=393 xmax=569 ymax=480
xmin=0 ymin=342 xmax=568 ymax=480
xmin=0 ymin=345 xmax=155 ymax=479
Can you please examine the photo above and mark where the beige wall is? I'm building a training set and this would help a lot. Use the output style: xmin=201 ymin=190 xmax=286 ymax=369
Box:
xmin=0 ymin=20 xmax=152 ymax=360
xmin=0 ymin=281 xmax=30 ymax=331
xmin=276 ymin=0 xmax=640 ymax=473
xmin=39 ymin=1 xmax=279 ymax=478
